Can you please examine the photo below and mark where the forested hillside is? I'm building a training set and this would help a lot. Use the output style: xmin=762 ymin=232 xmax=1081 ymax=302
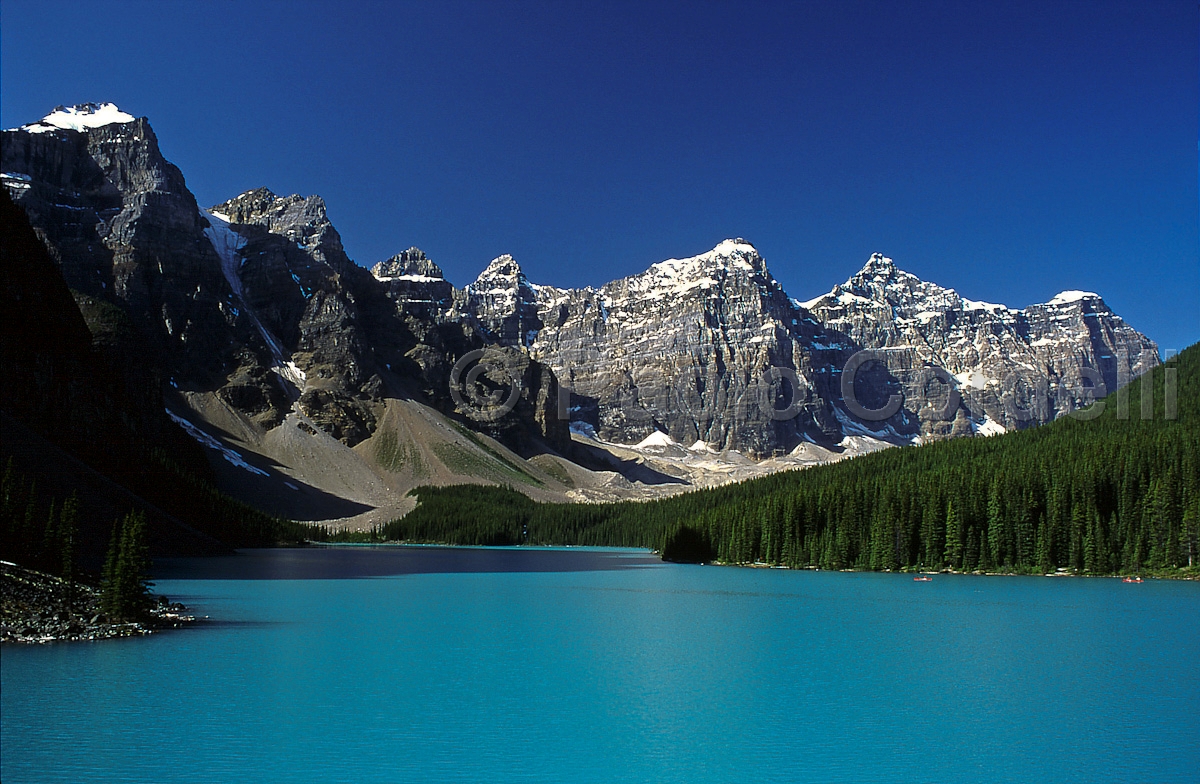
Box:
xmin=382 ymin=345 xmax=1198 ymax=576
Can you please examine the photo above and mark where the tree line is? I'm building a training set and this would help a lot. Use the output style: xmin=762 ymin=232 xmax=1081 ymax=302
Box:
xmin=375 ymin=345 xmax=1198 ymax=577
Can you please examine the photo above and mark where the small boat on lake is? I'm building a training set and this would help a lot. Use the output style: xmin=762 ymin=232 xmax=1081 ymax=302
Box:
xmin=1122 ymin=576 xmax=1144 ymax=583
xmin=913 ymin=576 xmax=933 ymax=582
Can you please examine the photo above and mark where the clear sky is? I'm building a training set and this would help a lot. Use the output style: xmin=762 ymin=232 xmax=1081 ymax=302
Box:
xmin=3 ymin=0 xmax=1196 ymax=351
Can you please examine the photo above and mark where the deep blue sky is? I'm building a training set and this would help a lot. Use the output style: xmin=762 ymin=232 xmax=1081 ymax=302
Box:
xmin=3 ymin=0 xmax=1196 ymax=351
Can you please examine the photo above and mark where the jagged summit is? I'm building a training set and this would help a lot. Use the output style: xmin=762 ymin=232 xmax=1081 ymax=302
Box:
xmin=457 ymin=254 xmax=541 ymax=346
xmin=472 ymin=254 xmax=527 ymax=286
xmin=622 ymin=239 xmax=768 ymax=300
xmin=856 ymin=252 xmax=898 ymax=279
xmin=372 ymin=247 xmax=444 ymax=281
xmin=2 ymin=99 xmax=1163 ymax=462
xmin=799 ymin=254 xmax=957 ymax=316
xmin=10 ymin=103 xmax=137 ymax=134
xmin=211 ymin=187 xmax=277 ymax=219
xmin=210 ymin=189 xmax=337 ymax=251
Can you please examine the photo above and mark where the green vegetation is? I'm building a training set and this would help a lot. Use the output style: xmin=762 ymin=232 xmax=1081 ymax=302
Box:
xmin=0 ymin=461 xmax=80 ymax=586
xmin=529 ymin=455 xmax=575 ymax=488
xmin=432 ymin=438 xmax=543 ymax=488
xmin=447 ymin=421 xmax=544 ymax=487
xmin=100 ymin=510 xmax=152 ymax=621
xmin=661 ymin=525 xmax=717 ymax=563
xmin=374 ymin=429 xmax=427 ymax=476
xmin=380 ymin=345 xmax=1199 ymax=577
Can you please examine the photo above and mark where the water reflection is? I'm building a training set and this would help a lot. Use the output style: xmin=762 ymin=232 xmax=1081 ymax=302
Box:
xmin=154 ymin=545 xmax=663 ymax=580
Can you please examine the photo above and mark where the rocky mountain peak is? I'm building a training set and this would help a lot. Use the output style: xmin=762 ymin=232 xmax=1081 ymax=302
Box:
xmin=819 ymin=254 xmax=969 ymax=319
xmin=668 ymin=238 xmax=763 ymax=275
xmin=802 ymin=254 xmax=1158 ymax=440
xmin=371 ymin=247 xmax=444 ymax=281
xmin=473 ymin=254 xmax=527 ymax=286
xmin=210 ymin=187 xmax=279 ymax=224
xmin=857 ymin=252 xmax=898 ymax=280
xmin=458 ymin=254 xmax=541 ymax=346
xmin=212 ymin=189 xmax=330 ymax=236
xmin=617 ymin=239 xmax=770 ymax=304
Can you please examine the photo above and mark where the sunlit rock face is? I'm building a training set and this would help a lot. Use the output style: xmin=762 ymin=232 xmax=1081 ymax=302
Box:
xmin=454 ymin=254 xmax=544 ymax=347
xmin=371 ymin=247 xmax=454 ymax=320
xmin=801 ymin=254 xmax=1160 ymax=438
xmin=467 ymin=245 xmax=1158 ymax=454
xmin=475 ymin=240 xmax=860 ymax=456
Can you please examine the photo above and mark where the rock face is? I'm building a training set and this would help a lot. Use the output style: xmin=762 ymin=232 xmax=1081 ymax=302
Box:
xmin=800 ymin=254 xmax=1161 ymax=438
xmin=455 ymin=254 xmax=543 ymax=346
xmin=371 ymin=247 xmax=454 ymax=319
xmin=3 ymin=105 xmax=567 ymax=454
xmin=208 ymin=187 xmax=391 ymax=441
xmin=465 ymin=244 xmax=1159 ymax=454
xmin=1 ymin=103 xmax=252 ymax=385
xmin=525 ymin=240 xmax=858 ymax=455
xmin=4 ymin=103 xmax=1161 ymax=465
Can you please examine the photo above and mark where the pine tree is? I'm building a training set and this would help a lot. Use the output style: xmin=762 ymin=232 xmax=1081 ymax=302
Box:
xmin=101 ymin=510 xmax=153 ymax=621
xmin=945 ymin=500 xmax=963 ymax=569
xmin=59 ymin=493 xmax=79 ymax=608
xmin=101 ymin=519 xmax=121 ymax=618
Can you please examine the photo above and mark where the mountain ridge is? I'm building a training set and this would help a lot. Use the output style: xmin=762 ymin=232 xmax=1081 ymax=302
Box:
xmin=1 ymin=103 xmax=1164 ymax=528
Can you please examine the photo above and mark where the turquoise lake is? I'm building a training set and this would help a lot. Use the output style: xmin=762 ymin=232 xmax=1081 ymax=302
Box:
xmin=3 ymin=546 xmax=1198 ymax=783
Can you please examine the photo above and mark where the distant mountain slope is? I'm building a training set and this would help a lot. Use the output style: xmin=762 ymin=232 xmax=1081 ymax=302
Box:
xmin=802 ymin=253 xmax=1160 ymax=439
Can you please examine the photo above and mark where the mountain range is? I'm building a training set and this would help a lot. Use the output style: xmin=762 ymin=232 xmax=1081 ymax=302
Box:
xmin=0 ymin=103 xmax=1160 ymax=529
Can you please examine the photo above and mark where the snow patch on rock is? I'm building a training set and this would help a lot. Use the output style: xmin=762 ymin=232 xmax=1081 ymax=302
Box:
xmin=14 ymin=103 xmax=135 ymax=134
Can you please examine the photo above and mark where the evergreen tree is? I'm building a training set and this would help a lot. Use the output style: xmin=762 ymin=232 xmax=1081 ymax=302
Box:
xmin=944 ymin=500 xmax=963 ymax=569
xmin=101 ymin=510 xmax=153 ymax=621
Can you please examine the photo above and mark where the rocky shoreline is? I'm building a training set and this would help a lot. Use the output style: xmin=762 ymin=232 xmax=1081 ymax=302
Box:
xmin=0 ymin=561 xmax=197 ymax=644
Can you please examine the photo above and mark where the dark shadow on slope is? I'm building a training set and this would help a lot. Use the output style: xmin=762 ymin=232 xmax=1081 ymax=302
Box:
xmin=164 ymin=411 xmax=376 ymax=522
xmin=569 ymin=439 xmax=689 ymax=486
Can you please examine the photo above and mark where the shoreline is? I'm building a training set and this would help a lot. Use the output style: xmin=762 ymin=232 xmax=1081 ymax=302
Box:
xmin=298 ymin=541 xmax=1200 ymax=580
xmin=722 ymin=560 xmax=1199 ymax=580
xmin=1 ymin=561 xmax=198 ymax=645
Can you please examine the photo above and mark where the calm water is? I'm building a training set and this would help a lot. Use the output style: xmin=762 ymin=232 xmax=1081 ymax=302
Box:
xmin=3 ymin=546 xmax=1198 ymax=783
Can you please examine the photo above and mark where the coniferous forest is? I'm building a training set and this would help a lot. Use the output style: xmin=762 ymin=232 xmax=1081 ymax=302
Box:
xmin=377 ymin=344 xmax=1198 ymax=577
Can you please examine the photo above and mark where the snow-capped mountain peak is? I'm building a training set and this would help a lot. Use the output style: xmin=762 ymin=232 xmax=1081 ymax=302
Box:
xmin=805 ymin=254 xmax=965 ymax=320
xmin=1047 ymin=290 xmax=1101 ymax=306
xmin=802 ymin=253 xmax=1158 ymax=440
xmin=658 ymin=238 xmax=761 ymax=275
xmin=12 ymin=102 xmax=136 ymax=134
xmin=621 ymin=239 xmax=770 ymax=303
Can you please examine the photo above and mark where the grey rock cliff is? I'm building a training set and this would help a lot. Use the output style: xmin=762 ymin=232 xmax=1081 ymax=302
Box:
xmin=463 ymin=243 xmax=1159 ymax=454
xmin=801 ymin=254 xmax=1160 ymax=438
xmin=5 ymin=104 xmax=1161 ymax=463
xmin=473 ymin=240 xmax=866 ymax=456
xmin=370 ymin=247 xmax=454 ymax=319
xmin=2 ymin=104 xmax=259 ymax=387
xmin=455 ymin=254 xmax=543 ymax=347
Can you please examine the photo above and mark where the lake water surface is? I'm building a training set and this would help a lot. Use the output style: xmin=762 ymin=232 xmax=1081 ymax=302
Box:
xmin=3 ymin=546 xmax=1198 ymax=783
